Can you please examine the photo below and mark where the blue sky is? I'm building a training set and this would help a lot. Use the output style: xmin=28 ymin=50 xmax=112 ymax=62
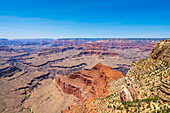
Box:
xmin=0 ymin=0 xmax=170 ymax=39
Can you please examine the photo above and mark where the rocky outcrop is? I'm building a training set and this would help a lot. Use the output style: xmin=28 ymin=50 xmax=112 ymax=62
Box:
xmin=127 ymin=39 xmax=170 ymax=102
xmin=50 ymin=63 xmax=87 ymax=68
xmin=120 ymin=85 xmax=133 ymax=101
xmin=149 ymin=39 xmax=170 ymax=63
xmin=158 ymin=78 xmax=170 ymax=104
xmin=120 ymin=77 xmax=139 ymax=101
xmin=74 ymin=39 xmax=169 ymax=113
xmin=56 ymin=63 xmax=124 ymax=103
xmin=22 ymin=63 xmax=124 ymax=113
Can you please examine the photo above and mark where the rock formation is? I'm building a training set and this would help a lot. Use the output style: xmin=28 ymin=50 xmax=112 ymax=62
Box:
xmin=158 ymin=78 xmax=170 ymax=104
xmin=68 ymin=39 xmax=169 ymax=113
xmin=22 ymin=63 xmax=124 ymax=113
xmin=0 ymin=38 xmax=168 ymax=113
xmin=56 ymin=62 xmax=124 ymax=102
xmin=120 ymin=77 xmax=139 ymax=101
xmin=149 ymin=39 xmax=170 ymax=62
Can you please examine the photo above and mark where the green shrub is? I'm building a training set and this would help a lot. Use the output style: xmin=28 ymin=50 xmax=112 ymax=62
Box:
xmin=27 ymin=94 xmax=31 ymax=98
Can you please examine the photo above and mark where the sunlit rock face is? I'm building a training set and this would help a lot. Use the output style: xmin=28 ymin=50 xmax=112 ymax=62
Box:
xmin=149 ymin=39 xmax=170 ymax=63
xmin=22 ymin=63 xmax=124 ymax=113
xmin=56 ymin=62 xmax=124 ymax=102
xmin=120 ymin=77 xmax=139 ymax=102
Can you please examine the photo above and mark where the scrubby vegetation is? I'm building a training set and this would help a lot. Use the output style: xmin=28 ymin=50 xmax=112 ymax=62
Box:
xmin=91 ymin=57 xmax=170 ymax=113
xmin=127 ymin=58 xmax=169 ymax=98
xmin=93 ymin=95 xmax=169 ymax=113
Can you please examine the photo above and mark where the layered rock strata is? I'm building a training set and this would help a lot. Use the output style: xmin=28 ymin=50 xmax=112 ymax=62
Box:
xmin=149 ymin=39 xmax=170 ymax=63
xmin=158 ymin=78 xmax=170 ymax=104
xmin=120 ymin=77 xmax=139 ymax=101
xmin=56 ymin=62 xmax=124 ymax=103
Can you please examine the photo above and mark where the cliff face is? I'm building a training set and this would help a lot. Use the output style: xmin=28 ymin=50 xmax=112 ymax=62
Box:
xmin=77 ymin=43 xmax=119 ymax=57
xmin=127 ymin=39 xmax=170 ymax=103
xmin=0 ymin=38 xmax=168 ymax=113
xmin=68 ymin=39 xmax=169 ymax=113
xmin=149 ymin=39 xmax=170 ymax=63
xmin=22 ymin=63 xmax=124 ymax=113
xmin=56 ymin=63 xmax=124 ymax=102
xmin=78 ymin=50 xmax=118 ymax=57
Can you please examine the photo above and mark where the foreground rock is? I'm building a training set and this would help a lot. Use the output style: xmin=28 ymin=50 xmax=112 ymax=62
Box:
xmin=120 ymin=77 xmax=140 ymax=102
xmin=149 ymin=39 xmax=170 ymax=63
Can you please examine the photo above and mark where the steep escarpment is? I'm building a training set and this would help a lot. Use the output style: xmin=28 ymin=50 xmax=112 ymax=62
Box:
xmin=63 ymin=39 xmax=170 ymax=113
xmin=38 ymin=46 xmax=76 ymax=56
xmin=1 ymin=38 xmax=168 ymax=113
xmin=149 ymin=39 xmax=170 ymax=62
xmin=56 ymin=63 xmax=124 ymax=102
xmin=22 ymin=63 xmax=124 ymax=113
xmin=122 ymin=39 xmax=170 ymax=112
xmin=78 ymin=50 xmax=118 ymax=57
xmin=127 ymin=39 xmax=170 ymax=99
xmin=76 ymin=44 xmax=119 ymax=57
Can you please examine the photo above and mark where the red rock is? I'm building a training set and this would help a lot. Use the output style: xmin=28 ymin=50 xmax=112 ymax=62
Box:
xmin=56 ymin=62 xmax=124 ymax=103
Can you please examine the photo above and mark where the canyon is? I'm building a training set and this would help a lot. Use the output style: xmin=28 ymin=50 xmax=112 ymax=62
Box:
xmin=0 ymin=38 xmax=169 ymax=113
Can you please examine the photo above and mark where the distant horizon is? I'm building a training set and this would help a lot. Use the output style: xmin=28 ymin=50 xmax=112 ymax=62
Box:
xmin=0 ymin=37 xmax=169 ymax=40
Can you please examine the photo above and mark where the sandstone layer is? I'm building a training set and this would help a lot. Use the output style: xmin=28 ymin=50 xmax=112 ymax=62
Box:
xmin=23 ymin=63 xmax=124 ymax=113
xmin=56 ymin=63 xmax=124 ymax=103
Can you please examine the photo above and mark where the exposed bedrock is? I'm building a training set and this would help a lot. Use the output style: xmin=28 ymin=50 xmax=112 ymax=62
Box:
xmin=56 ymin=62 xmax=124 ymax=103
xmin=120 ymin=77 xmax=139 ymax=101
xmin=158 ymin=78 xmax=170 ymax=104
xmin=149 ymin=39 xmax=170 ymax=62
